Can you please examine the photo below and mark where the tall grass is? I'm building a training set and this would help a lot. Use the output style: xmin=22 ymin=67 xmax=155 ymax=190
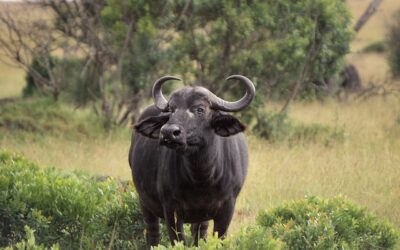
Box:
xmin=234 ymin=97 xmax=400 ymax=232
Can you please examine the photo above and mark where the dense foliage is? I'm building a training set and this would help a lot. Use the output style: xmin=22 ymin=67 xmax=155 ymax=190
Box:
xmin=158 ymin=197 xmax=398 ymax=249
xmin=258 ymin=196 xmax=399 ymax=249
xmin=17 ymin=0 xmax=352 ymax=127
xmin=0 ymin=98 xmax=104 ymax=137
xmin=97 ymin=0 xmax=353 ymax=98
xmin=388 ymin=10 xmax=400 ymax=79
xmin=0 ymin=152 xmax=145 ymax=249
xmin=171 ymin=0 xmax=352 ymax=98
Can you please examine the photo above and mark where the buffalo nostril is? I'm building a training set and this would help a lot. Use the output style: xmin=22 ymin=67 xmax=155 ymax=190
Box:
xmin=173 ymin=130 xmax=181 ymax=137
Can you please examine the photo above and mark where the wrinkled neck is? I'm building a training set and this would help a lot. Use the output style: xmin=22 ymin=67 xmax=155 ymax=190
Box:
xmin=181 ymin=136 xmax=223 ymax=184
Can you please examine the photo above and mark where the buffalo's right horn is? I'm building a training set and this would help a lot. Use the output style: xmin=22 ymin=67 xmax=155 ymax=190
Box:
xmin=152 ymin=76 xmax=181 ymax=111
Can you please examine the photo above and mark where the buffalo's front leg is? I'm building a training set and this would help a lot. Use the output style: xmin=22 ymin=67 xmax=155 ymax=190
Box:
xmin=141 ymin=206 xmax=160 ymax=247
xmin=191 ymin=221 xmax=209 ymax=246
xmin=213 ymin=199 xmax=235 ymax=238
xmin=163 ymin=206 xmax=186 ymax=244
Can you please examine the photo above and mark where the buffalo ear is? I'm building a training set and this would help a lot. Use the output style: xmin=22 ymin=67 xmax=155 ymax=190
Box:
xmin=134 ymin=114 xmax=169 ymax=139
xmin=211 ymin=114 xmax=246 ymax=137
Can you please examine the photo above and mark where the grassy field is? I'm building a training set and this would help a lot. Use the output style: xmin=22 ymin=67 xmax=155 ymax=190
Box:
xmin=0 ymin=0 xmax=400 ymax=239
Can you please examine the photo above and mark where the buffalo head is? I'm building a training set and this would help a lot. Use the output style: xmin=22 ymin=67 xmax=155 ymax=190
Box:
xmin=135 ymin=75 xmax=255 ymax=154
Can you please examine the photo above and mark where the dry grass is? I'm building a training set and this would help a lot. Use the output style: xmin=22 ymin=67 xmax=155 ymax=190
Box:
xmin=233 ymin=96 xmax=400 ymax=232
xmin=0 ymin=60 xmax=24 ymax=98
xmin=1 ymin=97 xmax=399 ymax=234
xmin=0 ymin=132 xmax=133 ymax=179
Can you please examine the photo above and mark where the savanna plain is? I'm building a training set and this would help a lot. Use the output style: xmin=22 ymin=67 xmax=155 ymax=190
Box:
xmin=0 ymin=0 xmax=400 ymax=240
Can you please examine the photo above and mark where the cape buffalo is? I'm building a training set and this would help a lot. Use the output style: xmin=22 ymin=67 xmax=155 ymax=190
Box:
xmin=129 ymin=75 xmax=255 ymax=247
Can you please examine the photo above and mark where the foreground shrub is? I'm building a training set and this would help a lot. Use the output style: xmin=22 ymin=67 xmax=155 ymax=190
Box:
xmin=2 ymin=152 xmax=397 ymax=249
xmin=156 ymin=197 xmax=398 ymax=250
xmin=0 ymin=152 xmax=145 ymax=249
xmin=257 ymin=196 xmax=399 ymax=249
xmin=154 ymin=227 xmax=284 ymax=250
xmin=3 ymin=226 xmax=59 ymax=250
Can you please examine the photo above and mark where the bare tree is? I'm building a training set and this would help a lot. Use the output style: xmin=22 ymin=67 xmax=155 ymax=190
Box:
xmin=0 ymin=3 xmax=77 ymax=100
xmin=41 ymin=0 xmax=150 ymax=127
xmin=0 ymin=0 xmax=146 ymax=127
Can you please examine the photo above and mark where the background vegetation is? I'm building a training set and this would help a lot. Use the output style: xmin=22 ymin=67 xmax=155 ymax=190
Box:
xmin=1 ymin=0 xmax=400 ymax=249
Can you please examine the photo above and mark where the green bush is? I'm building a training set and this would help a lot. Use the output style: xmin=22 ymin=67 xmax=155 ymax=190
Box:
xmin=154 ymin=227 xmax=284 ymax=250
xmin=155 ymin=197 xmax=398 ymax=249
xmin=2 ymin=226 xmax=59 ymax=250
xmin=252 ymin=110 xmax=344 ymax=145
xmin=257 ymin=196 xmax=399 ymax=249
xmin=0 ymin=98 xmax=104 ymax=138
xmin=362 ymin=41 xmax=387 ymax=53
xmin=23 ymin=57 xmax=53 ymax=98
xmin=0 ymin=152 xmax=145 ymax=249
xmin=171 ymin=0 xmax=352 ymax=99
xmin=23 ymin=56 xmax=100 ymax=106
xmin=1 ymin=152 xmax=398 ymax=249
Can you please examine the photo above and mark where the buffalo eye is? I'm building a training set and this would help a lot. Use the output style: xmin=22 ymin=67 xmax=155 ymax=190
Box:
xmin=191 ymin=105 xmax=205 ymax=114
xmin=196 ymin=107 xmax=205 ymax=114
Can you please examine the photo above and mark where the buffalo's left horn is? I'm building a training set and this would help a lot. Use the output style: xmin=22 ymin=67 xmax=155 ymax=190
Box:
xmin=208 ymin=75 xmax=255 ymax=112
xmin=152 ymin=76 xmax=181 ymax=111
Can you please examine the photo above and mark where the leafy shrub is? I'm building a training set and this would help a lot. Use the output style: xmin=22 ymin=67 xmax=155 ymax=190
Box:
xmin=388 ymin=10 xmax=400 ymax=79
xmin=154 ymin=227 xmax=284 ymax=250
xmin=156 ymin=196 xmax=399 ymax=249
xmin=23 ymin=56 xmax=100 ymax=106
xmin=257 ymin=196 xmax=399 ymax=249
xmin=2 ymin=152 xmax=398 ymax=249
xmin=252 ymin=110 xmax=344 ymax=145
xmin=0 ymin=152 xmax=145 ymax=249
xmin=0 ymin=98 xmax=104 ymax=137
xmin=362 ymin=41 xmax=387 ymax=53
xmin=3 ymin=226 xmax=59 ymax=250
xmin=23 ymin=57 xmax=53 ymax=98
xmin=238 ymin=96 xmax=344 ymax=144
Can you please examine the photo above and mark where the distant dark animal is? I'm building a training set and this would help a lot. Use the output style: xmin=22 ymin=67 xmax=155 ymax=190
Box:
xmin=340 ymin=64 xmax=362 ymax=92
xmin=129 ymin=75 xmax=255 ymax=247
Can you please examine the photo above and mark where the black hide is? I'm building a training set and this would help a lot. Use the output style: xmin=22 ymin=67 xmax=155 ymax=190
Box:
xmin=129 ymin=87 xmax=249 ymax=247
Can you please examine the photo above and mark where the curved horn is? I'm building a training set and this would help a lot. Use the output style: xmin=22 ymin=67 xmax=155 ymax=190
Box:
xmin=152 ymin=76 xmax=181 ymax=111
xmin=208 ymin=75 xmax=255 ymax=112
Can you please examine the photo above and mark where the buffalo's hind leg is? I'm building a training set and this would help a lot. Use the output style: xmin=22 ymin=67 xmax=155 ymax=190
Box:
xmin=191 ymin=221 xmax=209 ymax=246
xmin=141 ymin=206 xmax=160 ymax=247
